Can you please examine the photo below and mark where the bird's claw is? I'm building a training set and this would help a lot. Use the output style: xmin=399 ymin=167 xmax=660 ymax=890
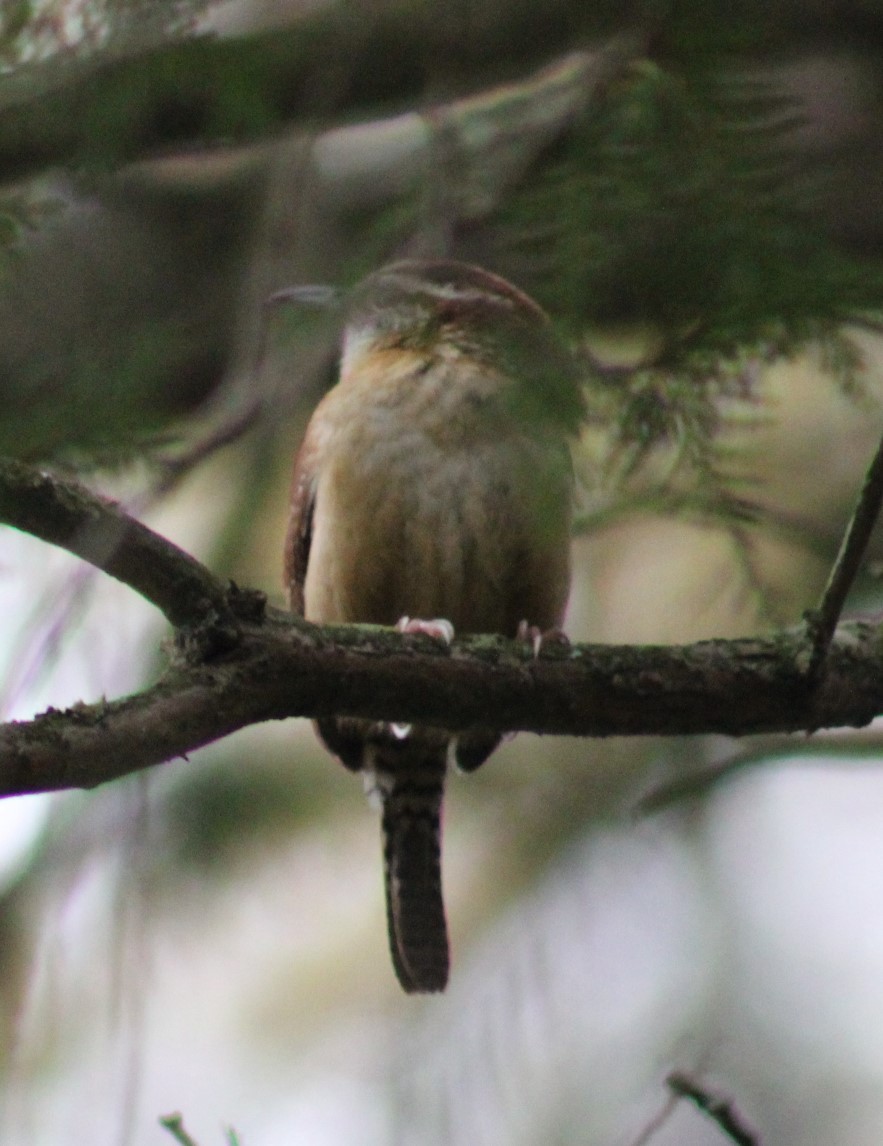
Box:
xmin=396 ymin=616 xmax=455 ymax=644
xmin=517 ymin=620 xmax=570 ymax=660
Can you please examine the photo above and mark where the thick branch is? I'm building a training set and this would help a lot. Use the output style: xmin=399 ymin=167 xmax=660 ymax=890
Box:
xmin=2 ymin=608 xmax=883 ymax=798
xmin=0 ymin=1 xmax=613 ymax=184
xmin=3 ymin=457 xmax=883 ymax=799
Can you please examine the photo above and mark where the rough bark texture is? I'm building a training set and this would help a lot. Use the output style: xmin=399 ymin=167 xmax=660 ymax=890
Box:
xmin=1 ymin=606 xmax=881 ymax=798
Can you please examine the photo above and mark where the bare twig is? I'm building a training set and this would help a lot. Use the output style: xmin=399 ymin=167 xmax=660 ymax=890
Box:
xmin=159 ymin=1113 xmax=200 ymax=1146
xmin=624 ymin=1090 xmax=680 ymax=1146
xmin=152 ymin=397 xmax=264 ymax=497
xmin=0 ymin=558 xmax=97 ymax=718
xmin=805 ymin=431 xmax=883 ymax=676
xmin=634 ymin=750 xmax=774 ymax=815
xmin=666 ymin=1072 xmax=759 ymax=1146
xmin=635 ymin=731 xmax=883 ymax=816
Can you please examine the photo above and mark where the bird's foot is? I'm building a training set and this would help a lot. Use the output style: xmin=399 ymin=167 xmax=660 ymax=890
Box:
xmin=388 ymin=618 xmax=454 ymax=741
xmin=517 ymin=620 xmax=570 ymax=660
xmin=396 ymin=616 xmax=455 ymax=644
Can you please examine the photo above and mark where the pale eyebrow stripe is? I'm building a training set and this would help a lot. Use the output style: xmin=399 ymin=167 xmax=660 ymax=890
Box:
xmin=384 ymin=271 xmax=518 ymax=311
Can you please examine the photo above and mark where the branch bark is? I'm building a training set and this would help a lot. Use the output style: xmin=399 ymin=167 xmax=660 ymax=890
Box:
xmin=2 ymin=607 xmax=882 ymax=798
xmin=2 ymin=457 xmax=883 ymax=799
xmin=666 ymin=1073 xmax=758 ymax=1146
xmin=0 ymin=458 xmax=244 ymax=637
xmin=0 ymin=0 xmax=616 ymax=184
xmin=806 ymin=430 xmax=883 ymax=673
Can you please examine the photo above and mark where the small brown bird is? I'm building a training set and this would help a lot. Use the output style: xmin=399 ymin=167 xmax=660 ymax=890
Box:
xmin=284 ymin=259 xmax=583 ymax=992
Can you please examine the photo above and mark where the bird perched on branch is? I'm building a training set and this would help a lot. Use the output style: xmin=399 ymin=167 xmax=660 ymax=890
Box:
xmin=285 ymin=259 xmax=583 ymax=992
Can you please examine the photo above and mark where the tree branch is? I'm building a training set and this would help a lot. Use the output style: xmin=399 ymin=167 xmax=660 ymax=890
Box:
xmin=666 ymin=1072 xmax=758 ymax=1146
xmin=0 ymin=458 xmax=251 ymax=641
xmin=0 ymin=1 xmax=616 ymax=184
xmin=3 ymin=457 xmax=883 ymax=799
xmin=635 ymin=729 xmax=883 ymax=816
xmin=2 ymin=607 xmax=883 ymax=798
xmin=158 ymin=1114 xmax=200 ymax=1146
xmin=806 ymin=430 xmax=883 ymax=675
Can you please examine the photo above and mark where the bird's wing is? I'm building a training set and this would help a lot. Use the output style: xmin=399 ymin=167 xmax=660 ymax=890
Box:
xmin=284 ymin=434 xmax=318 ymax=616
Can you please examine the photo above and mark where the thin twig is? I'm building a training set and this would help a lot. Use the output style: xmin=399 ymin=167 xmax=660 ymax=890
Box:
xmin=153 ymin=398 xmax=264 ymax=497
xmin=159 ymin=1113 xmax=200 ymax=1146
xmin=635 ymin=731 xmax=883 ymax=816
xmin=806 ymin=430 xmax=883 ymax=676
xmin=666 ymin=1072 xmax=759 ymax=1146
xmin=624 ymin=1090 xmax=680 ymax=1146
xmin=159 ymin=1112 xmax=238 ymax=1146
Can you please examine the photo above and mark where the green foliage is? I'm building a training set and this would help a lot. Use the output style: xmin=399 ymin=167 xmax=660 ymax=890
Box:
xmin=0 ymin=315 xmax=221 ymax=465
xmin=3 ymin=4 xmax=882 ymax=476
xmin=0 ymin=0 xmax=31 ymax=56
xmin=0 ymin=177 xmax=68 ymax=277
xmin=501 ymin=46 xmax=883 ymax=358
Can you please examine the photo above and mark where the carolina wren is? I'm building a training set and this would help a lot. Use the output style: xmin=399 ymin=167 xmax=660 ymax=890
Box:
xmin=284 ymin=259 xmax=583 ymax=992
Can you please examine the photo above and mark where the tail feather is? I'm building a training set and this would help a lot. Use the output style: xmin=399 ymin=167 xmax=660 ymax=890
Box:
xmin=376 ymin=745 xmax=449 ymax=993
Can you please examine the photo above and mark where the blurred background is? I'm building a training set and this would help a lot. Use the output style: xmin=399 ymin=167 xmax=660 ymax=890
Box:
xmin=4 ymin=1 xmax=883 ymax=1143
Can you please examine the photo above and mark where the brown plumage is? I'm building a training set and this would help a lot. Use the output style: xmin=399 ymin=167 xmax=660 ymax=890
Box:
xmin=284 ymin=260 xmax=582 ymax=992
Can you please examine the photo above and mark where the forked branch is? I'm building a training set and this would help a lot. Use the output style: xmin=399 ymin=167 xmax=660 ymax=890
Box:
xmin=2 ymin=458 xmax=883 ymax=800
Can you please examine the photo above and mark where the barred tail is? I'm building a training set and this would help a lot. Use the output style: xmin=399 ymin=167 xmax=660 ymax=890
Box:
xmin=378 ymin=748 xmax=449 ymax=993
